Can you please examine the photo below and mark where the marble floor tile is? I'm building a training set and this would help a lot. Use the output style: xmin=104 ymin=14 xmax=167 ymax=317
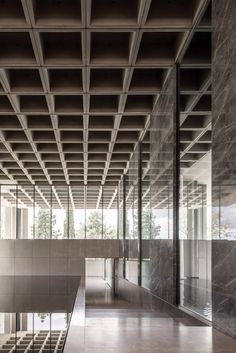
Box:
xmin=85 ymin=277 xmax=236 ymax=353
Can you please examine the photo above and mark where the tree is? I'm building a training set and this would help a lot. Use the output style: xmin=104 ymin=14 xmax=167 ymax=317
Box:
xmin=77 ymin=220 xmax=85 ymax=239
xmin=85 ymin=211 xmax=102 ymax=239
xmin=149 ymin=212 xmax=161 ymax=239
xmin=133 ymin=209 xmax=161 ymax=239
xmin=33 ymin=209 xmax=62 ymax=239
xmin=37 ymin=313 xmax=49 ymax=323
xmin=63 ymin=210 xmax=76 ymax=238
xmin=77 ymin=211 xmax=116 ymax=239
xmin=103 ymin=214 xmax=117 ymax=239
xmin=212 ymin=212 xmax=232 ymax=239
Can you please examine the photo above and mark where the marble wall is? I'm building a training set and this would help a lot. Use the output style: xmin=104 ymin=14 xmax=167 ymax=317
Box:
xmin=149 ymin=67 xmax=177 ymax=304
xmin=125 ymin=145 xmax=140 ymax=284
xmin=149 ymin=239 xmax=175 ymax=303
xmin=118 ymin=68 xmax=177 ymax=305
xmin=212 ymin=0 xmax=236 ymax=337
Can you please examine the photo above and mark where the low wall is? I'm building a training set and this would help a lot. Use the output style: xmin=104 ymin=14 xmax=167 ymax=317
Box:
xmin=0 ymin=239 xmax=119 ymax=276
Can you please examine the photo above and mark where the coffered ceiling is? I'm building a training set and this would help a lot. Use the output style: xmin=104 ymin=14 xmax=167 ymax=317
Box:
xmin=0 ymin=0 xmax=211 ymax=209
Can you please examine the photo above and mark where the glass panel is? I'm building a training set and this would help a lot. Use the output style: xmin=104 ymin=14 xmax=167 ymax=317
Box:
xmin=103 ymin=186 xmax=117 ymax=239
xmin=0 ymin=313 xmax=17 ymax=351
xmin=17 ymin=185 xmax=34 ymax=239
xmin=34 ymin=186 xmax=51 ymax=239
xmin=52 ymin=186 xmax=67 ymax=239
xmin=0 ymin=185 xmax=17 ymax=239
xmin=125 ymin=147 xmax=139 ymax=285
xmin=66 ymin=186 xmax=75 ymax=239
xmin=86 ymin=186 xmax=102 ymax=239
xmin=86 ymin=209 xmax=102 ymax=239
xmin=179 ymin=64 xmax=212 ymax=320
xmin=118 ymin=180 xmax=124 ymax=240
xmin=141 ymin=132 xmax=151 ymax=289
xmin=118 ymin=180 xmax=125 ymax=277
xmin=72 ymin=186 xmax=86 ymax=239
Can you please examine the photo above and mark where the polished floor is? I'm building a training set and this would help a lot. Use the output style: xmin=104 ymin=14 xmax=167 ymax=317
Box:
xmin=85 ymin=277 xmax=236 ymax=353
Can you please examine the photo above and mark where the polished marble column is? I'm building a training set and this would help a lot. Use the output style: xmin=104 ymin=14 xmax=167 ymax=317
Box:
xmin=149 ymin=67 xmax=177 ymax=304
xmin=125 ymin=145 xmax=139 ymax=285
xmin=212 ymin=0 xmax=236 ymax=337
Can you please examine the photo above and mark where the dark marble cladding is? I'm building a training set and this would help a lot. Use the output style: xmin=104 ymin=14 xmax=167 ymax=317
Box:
xmin=125 ymin=239 xmax=139 ymax=259
xmin=212 ymin=240 xmax=236 ymax=337
xmin=141 ymin=239 xmax=150 ymax=259
xmin=149 ymin=67 xmax=176 ymax=304
xmin=150 ymin=239 xmax=174 ymax=303
xmin=120 ymin=68 xmax=177 ymax=304
xmin=212 ymin=0 xmax=236 ymax=338
xmin=212 ymin=0 xmax=236 ymax=184
xmin=126 ymin=145 xmax=139 ymax=260
xmin=117 ymin=275 xmax=206 ymax=326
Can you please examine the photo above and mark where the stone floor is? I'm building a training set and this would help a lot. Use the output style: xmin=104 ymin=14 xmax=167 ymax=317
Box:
xmin=85 ymin=277 xmax=236 ymax=353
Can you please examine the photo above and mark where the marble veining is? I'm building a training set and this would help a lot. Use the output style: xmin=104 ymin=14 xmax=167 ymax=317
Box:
xmin=149 ymin=67 xmax=176 ymax=304
xmin=212 ymin=0 xmax=236 ymax=338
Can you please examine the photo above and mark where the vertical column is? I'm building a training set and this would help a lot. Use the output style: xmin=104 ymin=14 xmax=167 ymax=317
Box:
xmin=0 ymin=185 xmax=1 ymax=239
xmin=84 ymin=185 xmax=87 ymax=239
xmin=50 ymin=185 xmax=52 ymax=239
xmin=212 ymin=0 xmax=236 ymax=337
xmin=149 ymin=66 xmax=176 ymax=304
xmin=138 ymin=142 xmax=142 ymax=286
xmin=67 ymin=185 xmax=70 ymax=239
xmin=117 ymin=183 xmax=119 ymax=239
xmin=33 ymin=185 xmax=35 ymax=239
xmin=173 ymin=64 xmax=180 ymax=306
xmin=122 ymin=175 xmax=126 ymax=278
xmin=101 ymin=185 xmax=104 ymax=239
xmin=16 ymin=185 xmax=19 ymax=239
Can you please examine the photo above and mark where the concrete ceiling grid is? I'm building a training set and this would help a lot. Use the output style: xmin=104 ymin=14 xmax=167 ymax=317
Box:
xmin=0 ymin=0 xmax=211 ymax=209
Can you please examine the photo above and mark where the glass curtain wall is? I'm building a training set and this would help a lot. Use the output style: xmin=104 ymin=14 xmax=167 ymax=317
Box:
xmin=117 ymin=179 xmax=124 ymax=277
xmin=102 ymin=186 xmax=118 ymax=239
xmin=118 ymin=179 xmax=124 ymax=241
xmin=179 ymin=60 xmax=212 ymax=317
xmin=0 ymin=184 xmax=118 ymax=239
xmin=86 ymin=186 xmax=102 ymax=239
xmin=119 ymin=62 xmax=212 ymax=318
xmin=0 ymin=185 xmax=35 ymax=239
xmin=178 ymin=2 xmax=212 ymax=318
xmin=34 ymin=185 xmax=51 ymax=239
xmin=72 ymin=186 xmax=86 ymax=239
xmin=52 ymin=186 xmax=67 ymax=239
xmin=1 ymin=185 xmax=17 ymax=239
